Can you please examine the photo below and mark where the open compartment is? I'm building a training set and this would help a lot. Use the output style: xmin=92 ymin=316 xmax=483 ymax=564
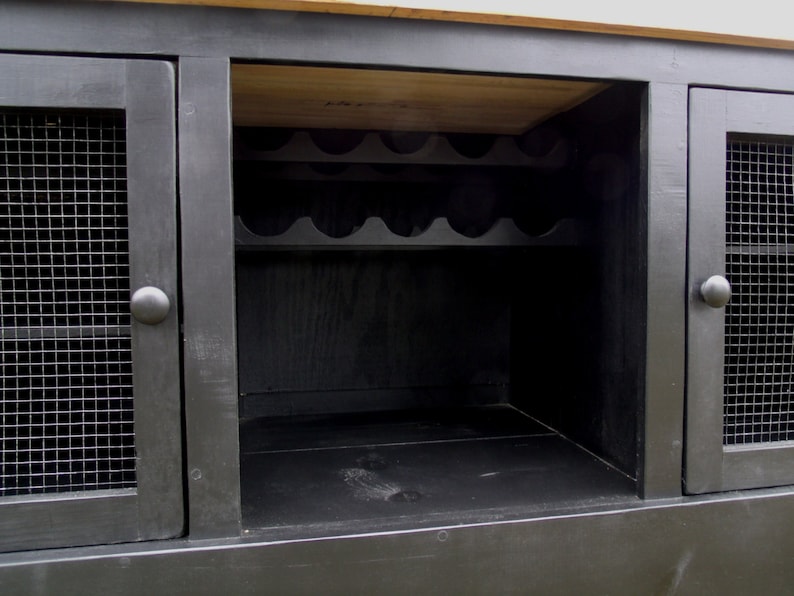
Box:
xmin=232 ymin=65 xmax=645 ymax=538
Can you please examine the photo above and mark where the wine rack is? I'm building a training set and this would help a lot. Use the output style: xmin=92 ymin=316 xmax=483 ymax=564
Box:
xmin=234 ymin=127 xmax=588 ymax=250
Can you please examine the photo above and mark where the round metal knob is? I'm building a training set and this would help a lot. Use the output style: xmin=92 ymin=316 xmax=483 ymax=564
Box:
xmin=130 ymin=286 xmax=171 ymax=325
xmin=700 ymin=275 xmax=732 ymax=308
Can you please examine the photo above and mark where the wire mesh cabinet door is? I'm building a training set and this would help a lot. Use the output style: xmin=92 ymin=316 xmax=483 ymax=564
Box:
xmin=687 ymin=88 xmax=794 ymax=494
xmin=0 ymin=54 xmax=181 ymax=550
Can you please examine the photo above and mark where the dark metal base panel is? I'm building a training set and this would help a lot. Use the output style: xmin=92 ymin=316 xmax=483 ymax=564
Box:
xmin=240 ymin=405 xmax=636 ymax=538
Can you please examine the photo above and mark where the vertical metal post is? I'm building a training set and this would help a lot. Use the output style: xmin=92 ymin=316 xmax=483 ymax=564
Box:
xmin=179 ymin=56 xmax=241 ymax=537
xmin=639 ymin=81 xmax=688 ymax=498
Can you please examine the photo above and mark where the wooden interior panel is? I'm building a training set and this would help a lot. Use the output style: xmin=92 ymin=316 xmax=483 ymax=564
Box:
xmin=231 ymin=64 xmax=608 ymax=134
xmin=236 ymin=252 xmax=511 ymax=404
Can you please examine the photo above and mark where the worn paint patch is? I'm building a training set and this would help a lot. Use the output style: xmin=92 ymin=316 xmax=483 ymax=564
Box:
xmin=339 ymin=468 xmax=401 ymax=502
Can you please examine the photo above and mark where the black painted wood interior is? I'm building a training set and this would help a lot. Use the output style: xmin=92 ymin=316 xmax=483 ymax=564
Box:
xmin=233 ymin=81 xmax=644 ymax=537
xmin=240 ymin=405 xmax=636 ymax=538
xmin=236 ymin=251 xmax=513 ymax=411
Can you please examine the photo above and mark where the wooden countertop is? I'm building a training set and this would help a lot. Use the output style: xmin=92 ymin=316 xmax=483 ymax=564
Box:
xmin=106 ymin=0 xmax=794 ymax=50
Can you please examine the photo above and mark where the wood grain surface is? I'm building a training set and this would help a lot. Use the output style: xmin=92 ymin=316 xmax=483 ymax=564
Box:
xmin=232 ymin=64 xmax=607 ymax=133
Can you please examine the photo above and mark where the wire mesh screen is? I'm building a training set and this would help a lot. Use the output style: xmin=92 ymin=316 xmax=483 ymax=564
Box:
xmin=724 ymin=135 xmax=794 ymax=445
xmin=0 ymin=109 xmax=136 ymax=496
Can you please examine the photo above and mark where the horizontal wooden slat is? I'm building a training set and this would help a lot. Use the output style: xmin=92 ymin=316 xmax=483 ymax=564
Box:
xmin=102 ymin=0 xmax=794 ymax=50
xmin=232 ymin=64 xmax=607 ymax=133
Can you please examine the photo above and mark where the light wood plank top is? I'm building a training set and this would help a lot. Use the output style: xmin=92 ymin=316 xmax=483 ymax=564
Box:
xmin=232 ymin=64 xmax=608 ymax=133
xmin=105 ymin=0 xmax=794 ymax=49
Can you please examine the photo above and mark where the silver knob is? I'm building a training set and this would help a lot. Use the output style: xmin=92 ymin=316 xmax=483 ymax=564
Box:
xmin=700 ymin=275 xmax=732 ymax=308
xmin=131 ymin=286 xmax=171 ymax=325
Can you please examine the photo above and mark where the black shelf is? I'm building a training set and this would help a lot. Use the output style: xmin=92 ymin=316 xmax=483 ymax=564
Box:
xmin=240 ymin=405 xmax=636 ymax=538
xmin=235 ymin=215 xmax=587 ymax=250
xmin=234 ymin=130 xmax=570 ymax=168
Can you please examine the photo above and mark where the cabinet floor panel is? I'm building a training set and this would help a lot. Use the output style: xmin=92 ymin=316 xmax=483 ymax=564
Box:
xmin=239 ymin=404 xmax=548 ymax=453
xmin=240 ymin=405 xmax=637 ymax=538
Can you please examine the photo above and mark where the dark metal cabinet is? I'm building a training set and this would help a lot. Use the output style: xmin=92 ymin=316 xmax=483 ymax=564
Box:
xmin=687 ymin=88 xmax=794 ymax=493
xmin=0 ymin=54 xmax=182 ymax=551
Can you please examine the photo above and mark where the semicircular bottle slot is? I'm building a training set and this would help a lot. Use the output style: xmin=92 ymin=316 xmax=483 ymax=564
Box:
xmin=446 ymin=187 xmax=498 ymax=238
xmin=309 ymin=129 xmax=366 ymax=155
xmin=381 ymin=201 xmax=435 ymax=237
xmin=514 ymin=127 xmax=573 ymax=171
xmin=379 ymin=131 xmax=432 ymax=155
xmin=446 ymin=133 xmax=497 ymax=159
xmin=513 ymin=206 xmax=561 ymax=237
xmin=236 ymin=211 xmax=299 ymax=237
xmin=235 ymin=189 xmax=307 ymax=237
xmin=310 ymin=197 xmax=366 ymax=238
xmin=515 ymin=126 xmax=563 ymax=158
